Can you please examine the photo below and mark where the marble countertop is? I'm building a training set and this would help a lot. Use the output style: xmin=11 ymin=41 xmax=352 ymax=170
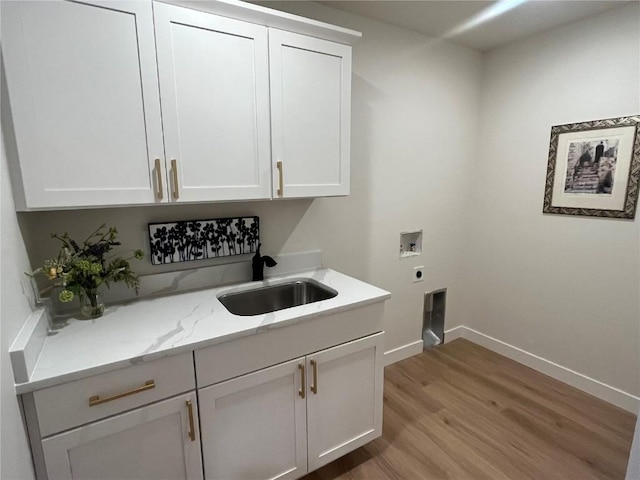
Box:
xmin=15 ymin=269 xmax=390 ymax=394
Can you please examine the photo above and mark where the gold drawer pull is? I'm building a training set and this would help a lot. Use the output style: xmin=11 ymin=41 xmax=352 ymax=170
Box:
xmin=171 ymin=159 xmax=179 ymax=199
xmin=186 ymin=400 xmax=196 ymax=442
xmin=310 ymin=359 xmax=318 ymax=394
xmin=277 ymin=161 xmax=284 ymax=197
xmin=89 ymin=380 xmax=155 ymax=407
xmin=155 ymin=158 xmax=164 ymax=200
xmin=298 ymin=363 xmax=305 ymax=399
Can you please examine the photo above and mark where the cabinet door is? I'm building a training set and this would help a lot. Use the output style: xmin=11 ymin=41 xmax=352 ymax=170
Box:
xmin=306 ymin=332 xmax=384 ymax=471
xmin=199 ymin=358 xmax=307 ymax=480
xmin=154 ymin=3 xmax=272 ymax=203
xmin=41 ymin=392 xmax=203 ymax=479
xmin=2 ymin=0 xmax=165 ymax=210
xmin=269 ymin=30 xmax=352 ymax=198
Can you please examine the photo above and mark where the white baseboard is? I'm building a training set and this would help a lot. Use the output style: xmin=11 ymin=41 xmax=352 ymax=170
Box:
xmin=444 ymin=325 xmax=464 ymax=342
xmin=383 ymin=326 xmax=474 ymax=365
xmin=451 ymin=326 xmax=639 ymax=414
xmin=382 ymin=326 xmax=639 ymax=413
xmin=384 ymin=340 xmax=423 ymax=366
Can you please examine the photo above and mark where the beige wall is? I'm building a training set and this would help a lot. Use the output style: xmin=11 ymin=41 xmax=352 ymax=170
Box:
xmin=462 ymin=3 xmax=640 ymax=396
xmin=18 ymin=3 xmax=483 ymax=357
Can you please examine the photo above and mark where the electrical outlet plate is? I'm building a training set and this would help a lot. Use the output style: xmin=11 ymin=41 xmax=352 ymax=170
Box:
xmin=413 ymin=266 xmax=424 ymax=283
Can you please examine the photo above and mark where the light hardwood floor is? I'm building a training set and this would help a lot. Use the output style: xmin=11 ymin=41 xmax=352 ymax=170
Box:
xmin=304 ymin=339 xmax=637 ymax=480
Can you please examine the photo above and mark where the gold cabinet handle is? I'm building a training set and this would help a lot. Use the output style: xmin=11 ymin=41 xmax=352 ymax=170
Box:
xmin=171 ymin=159 xmax=179 ymax=199
xmin=298 ymin=363 xmax=305 ymax=399
xmin=276 ymin=161 xmax=284 ymax=197
xmin=154 ymin=158 xmax=164 ymax=200
xmin=186 ymin=400 xmax=196 ymax=442
xmin=89 ymin=380 xmax=155 ymax=407
xmin=310 ymin=359 xmax=318 ymax=394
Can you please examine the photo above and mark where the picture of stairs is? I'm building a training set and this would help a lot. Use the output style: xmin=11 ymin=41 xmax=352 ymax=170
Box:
xmin=564 ymin=139 xmax=618 ymax=194
xmin=567 ymin=165 xmax=600 ymax=192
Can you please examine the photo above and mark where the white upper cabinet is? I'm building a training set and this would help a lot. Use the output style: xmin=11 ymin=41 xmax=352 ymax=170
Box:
xmin=2 ymin=0 xmax=165 ymax=210
xmin=154 ymin=3 xmax=272 ymax=203
xmin=269 ymin=30 xmax=352 ymax=198
xmin=2 ymin=0 xmax=358 ymax=210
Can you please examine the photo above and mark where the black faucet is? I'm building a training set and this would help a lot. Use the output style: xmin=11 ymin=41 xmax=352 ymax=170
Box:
xmin=252 ymin=243 xmax=277 ymax=281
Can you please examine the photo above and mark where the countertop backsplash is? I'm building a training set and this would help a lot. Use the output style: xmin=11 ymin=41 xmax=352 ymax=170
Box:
xmin=38 ymin=250 xmax=324 ymax=315
xmin=10 ymin=250 xmax=324 ymax=387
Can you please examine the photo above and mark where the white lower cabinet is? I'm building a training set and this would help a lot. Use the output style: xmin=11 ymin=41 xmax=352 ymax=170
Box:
xmin=198 ymin=332 xmax=384 ymax=480
xmin=199 ymin=358 xmax=308 ymax=480
xmin=23 ymin=307 xmax=385 ymax=480
xmin=306 ymin=333 xmax=384 ymax=471
xmin=41 ymin=392 xmax=203 ymax=480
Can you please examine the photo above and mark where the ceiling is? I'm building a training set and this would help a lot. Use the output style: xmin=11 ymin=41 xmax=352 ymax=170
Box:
xmin=315 ymin=0 xmax=633 ymax=51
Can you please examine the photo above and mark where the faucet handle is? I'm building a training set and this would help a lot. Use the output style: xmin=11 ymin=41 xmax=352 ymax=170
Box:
xmin=263 ymin=256 xmax=277 ymax=268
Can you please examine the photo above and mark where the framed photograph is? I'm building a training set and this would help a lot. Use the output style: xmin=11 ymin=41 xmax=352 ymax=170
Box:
xmin=543 ymin=115 xmax=640 ymax=219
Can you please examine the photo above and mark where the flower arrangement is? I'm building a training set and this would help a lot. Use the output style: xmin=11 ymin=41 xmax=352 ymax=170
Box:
xmin=29 ymin=224 xmax=144 ymax=317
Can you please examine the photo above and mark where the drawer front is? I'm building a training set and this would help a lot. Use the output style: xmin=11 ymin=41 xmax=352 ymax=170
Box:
xmin=195 ymin=302 xmax=384 ymax=388
xmin=34 ymin=352 xmax=195 ymax=437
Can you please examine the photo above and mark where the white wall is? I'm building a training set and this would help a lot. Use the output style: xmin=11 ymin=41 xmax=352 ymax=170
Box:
xmin=3 ymin=1 xmax=638 ymax=473
xmin=1 ymin=9 xmax=35 ymax=474
xmin=18 ymin=2 xmax=482 ymax=358
xmin=463 ymin=3 xmax=640 ymax=396
xmin=1 ymin=130 xmax=36 ymax=477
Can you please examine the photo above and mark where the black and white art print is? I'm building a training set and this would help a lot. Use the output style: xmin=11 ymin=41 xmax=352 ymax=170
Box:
xmin=564 ymin=138 xmax=619 ymax=194
xmin=543 ymin=116 xmax=640 ymax=219
xmin=149 ymin=217 xmax=259 ymax=265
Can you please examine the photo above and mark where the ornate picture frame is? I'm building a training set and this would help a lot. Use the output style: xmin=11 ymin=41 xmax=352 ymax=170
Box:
xmin=543 ymin=115 xmax=640 ymax=219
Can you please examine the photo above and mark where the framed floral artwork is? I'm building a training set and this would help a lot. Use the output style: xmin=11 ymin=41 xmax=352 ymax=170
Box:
xmin=148 ymin=217 xmax=259 ymax=265
xmin=543 ymin=115 xmax=640 ymax=219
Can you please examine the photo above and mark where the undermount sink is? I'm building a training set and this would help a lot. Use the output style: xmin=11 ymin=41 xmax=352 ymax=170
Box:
xmin=218 ymin=279 xmax=338 ymax=316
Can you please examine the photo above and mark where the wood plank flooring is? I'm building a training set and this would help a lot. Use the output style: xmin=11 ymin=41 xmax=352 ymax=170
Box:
xmin=304 ymin=339 xmax=637 ymax=480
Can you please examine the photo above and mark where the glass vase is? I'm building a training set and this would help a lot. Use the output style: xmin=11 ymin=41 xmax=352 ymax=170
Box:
xmin=80 ymin=289 xmax=105 ymax=319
